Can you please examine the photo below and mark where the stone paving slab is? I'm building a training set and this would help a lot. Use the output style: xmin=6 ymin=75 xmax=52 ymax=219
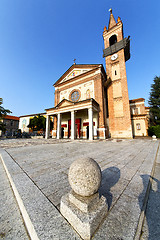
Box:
xmin=0 ymin=148 xmax=80 ymax=240
xmin=0 ymin=138 xmax=72 ymax=149
xmin=0 ymin=155 xmax=29 ymax=240
xmin=0 ymin=138 xmax=159 ymax=239
xmin=140 ymin=146 xmax=160 ymax=240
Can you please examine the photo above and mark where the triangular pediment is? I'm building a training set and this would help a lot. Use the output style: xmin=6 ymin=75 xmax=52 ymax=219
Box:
xmin=54 ymin=64 xmax=101 ymax=87
xmin=56 ymin=99 xmax=73 ymax=108
xmin=63 ymin=69 xmax=83 ymax=82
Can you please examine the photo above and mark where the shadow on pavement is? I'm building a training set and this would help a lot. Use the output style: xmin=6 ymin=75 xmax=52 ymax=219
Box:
xmin=140 ymin=174 xmax=160 ymax=240
xmin=99 ymin=167 xmax=120 ymax=210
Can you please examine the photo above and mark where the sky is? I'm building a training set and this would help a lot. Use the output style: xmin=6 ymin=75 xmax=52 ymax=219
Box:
xmin=0 ymin=0 xmax=160 ymax=116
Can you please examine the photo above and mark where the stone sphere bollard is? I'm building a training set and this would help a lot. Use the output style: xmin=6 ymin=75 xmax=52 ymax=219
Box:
xmin=152 ymin=135 xmax=157 ymax=141
xmin=68 ymin=157 xmax=102 ymax=197
xmin=60 ymin=157 xmax=107 ymax=240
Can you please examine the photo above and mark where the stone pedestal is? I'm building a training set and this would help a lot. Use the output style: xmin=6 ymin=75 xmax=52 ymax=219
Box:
xmin=60 ymin=158 xmax=108 ymax=240
xmin=52 ymin=130 xmax=57 ymax=138
xmin=60 ymin=191 xmax=107 ymax=240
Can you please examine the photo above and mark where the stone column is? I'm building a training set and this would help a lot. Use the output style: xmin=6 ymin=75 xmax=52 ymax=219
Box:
xmin=57 ymin=113 xmax=61 ymax=139
xmin=45 ymin=115 xmax=50 ymax=139
xmin=88 ymin=107 xmax=93 ymax=140
xmin=71 ymin=110 xmax=75 ymax=140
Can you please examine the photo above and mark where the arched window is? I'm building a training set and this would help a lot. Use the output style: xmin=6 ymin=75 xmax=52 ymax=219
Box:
xmin=109 ymin=35 xmax=117 ymax=46
xmin=86 ymin=89 xmax=90 ymax=99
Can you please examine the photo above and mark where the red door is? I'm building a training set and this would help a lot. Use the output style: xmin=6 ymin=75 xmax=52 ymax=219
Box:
xmin=68 ymin=118 xmax=81 ymax=138
xmin=76 ymin=118 xmax=81 ymax=138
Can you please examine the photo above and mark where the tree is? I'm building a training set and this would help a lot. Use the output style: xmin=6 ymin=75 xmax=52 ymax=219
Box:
xmin=0 ymin=98 xmax=12 ymax=131
xmin=148 ymin=76 xmax=160 ymax=126
xmin=27 ymin=116 xmax=39 ymax=131
xmin=27 ymin=115 xmax=53 ymax=132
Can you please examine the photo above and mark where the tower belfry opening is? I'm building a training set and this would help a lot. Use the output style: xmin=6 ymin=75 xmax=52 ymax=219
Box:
xmin=109 ymin=35 xmax=117 ymax=46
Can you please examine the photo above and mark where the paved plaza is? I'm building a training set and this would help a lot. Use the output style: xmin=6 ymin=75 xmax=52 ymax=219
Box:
xmin=0 ymin=138 xmax=160 ymax=239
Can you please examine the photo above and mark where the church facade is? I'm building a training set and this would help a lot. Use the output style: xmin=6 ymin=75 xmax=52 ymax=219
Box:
xmin=45 ymin=10 xmax=149 ymax=140
xmin=46 ymin=64 xmax=108 ymax=140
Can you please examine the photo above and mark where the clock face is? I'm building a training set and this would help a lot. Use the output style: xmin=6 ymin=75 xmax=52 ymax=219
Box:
xmin=111 ymin=53 xmax=118 ymax=61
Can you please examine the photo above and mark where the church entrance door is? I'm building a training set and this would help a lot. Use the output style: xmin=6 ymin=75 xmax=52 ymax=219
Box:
xmin=68 ymin=118 xmax=81 ymax=139
xmin=86 ymin=126 xmax=89 ymax=139
xmin=61 ymin=127 xmax=64 ymax=138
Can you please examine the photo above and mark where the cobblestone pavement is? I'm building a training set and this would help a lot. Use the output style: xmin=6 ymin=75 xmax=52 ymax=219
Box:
xmin=0 ymin=138 xmax=159 ymax=239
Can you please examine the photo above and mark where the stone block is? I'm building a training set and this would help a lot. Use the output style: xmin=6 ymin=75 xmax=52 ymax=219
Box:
xmin=68 ymin=190 xmax=100 ymax=213
xmin=60 ymin=192 xmax=107 ymax=240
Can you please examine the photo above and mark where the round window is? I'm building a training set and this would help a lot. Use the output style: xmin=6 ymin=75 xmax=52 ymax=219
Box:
xmin=71 ymin=90 xmax=80 ymax=102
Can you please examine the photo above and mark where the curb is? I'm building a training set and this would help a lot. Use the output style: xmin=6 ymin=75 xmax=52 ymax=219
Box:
xmin=134 ymin=142 xmax=160 ymax=240
xmin=0 ymin=149 xmax=39 ymax=240
xmin=0 ymin=148 xmax=79 ymax=240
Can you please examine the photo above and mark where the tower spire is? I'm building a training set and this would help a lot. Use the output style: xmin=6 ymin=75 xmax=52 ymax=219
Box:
xmin=108 ymin=8 xmax=116 ymax=30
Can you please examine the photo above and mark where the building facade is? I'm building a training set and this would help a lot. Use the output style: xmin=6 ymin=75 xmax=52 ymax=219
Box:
xmin=18 ymin=113 xmax=53 ymax=134
xmin=45 ymin=10 xmax=149 ymax=140
xmin=19 ymin=115 xmax=32 ymax=133
xmin=0 ymin=115 xmax=19 ymax=136
xmin=46 ymin=64 xmax=108 ymax=140
xmin=130 ymin=98 xmax=150 ymax=137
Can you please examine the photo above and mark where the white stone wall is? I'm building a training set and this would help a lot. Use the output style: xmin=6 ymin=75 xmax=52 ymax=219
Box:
xmin=132 ymin=119 xmax=147 ymax=137
xmin=60 ymin=80 xmax=94 ymax=102
xmin=19 ymin=117 xmax=30 ymax=133
xmin=61 ymin=68 xmax=91 ymax=83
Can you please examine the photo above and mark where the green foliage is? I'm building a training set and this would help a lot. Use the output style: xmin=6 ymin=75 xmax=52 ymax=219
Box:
xmin=27 ymin=115 xmax=53 ymax=131
xmin=27 ymin=115 xmax=45 ymax=131
xmin=148 ymin=76 xmax=160 ymax=125
xmin=0 ymin=98 xmax=12 ymax=118
xmin=0 ymin=98 xmax=12 ymax=131
xmin=148 ymin=125 xmax=160 ymax=138
xmin=0 ymin=121 xmax=6 ymax=132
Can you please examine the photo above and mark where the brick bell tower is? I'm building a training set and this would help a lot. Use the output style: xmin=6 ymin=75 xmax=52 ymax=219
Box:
xmin=103 ymin=9 xmax=132 ymax=138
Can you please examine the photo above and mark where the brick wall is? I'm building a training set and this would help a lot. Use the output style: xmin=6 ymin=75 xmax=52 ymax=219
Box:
xmin=103 ymin=20 xmax=132 ymax=138
xmin=94 ymin=73 xmax=106 ymax=129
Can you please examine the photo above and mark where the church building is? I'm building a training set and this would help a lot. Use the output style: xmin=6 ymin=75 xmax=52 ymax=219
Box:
xmin=45 ymin=10 xmax=149 ymax=140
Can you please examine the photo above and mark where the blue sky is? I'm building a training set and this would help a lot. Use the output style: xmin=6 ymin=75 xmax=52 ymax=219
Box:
xmin=0 ymin=0 xmax=160 ymax=116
